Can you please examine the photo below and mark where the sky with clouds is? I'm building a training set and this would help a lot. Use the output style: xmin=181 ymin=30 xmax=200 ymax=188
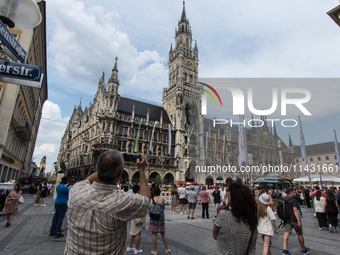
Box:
xmin=33 ymin=0 xmax=340 ymax=172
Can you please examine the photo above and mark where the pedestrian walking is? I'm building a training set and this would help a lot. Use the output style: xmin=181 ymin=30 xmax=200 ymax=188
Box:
xmin=335 ymin=189 xmax=340 ymax=211
xmin=200 ymin=186 xmax=210 ymax=219
xmin=127 ymin=184 xmax=145 ymax=254
xmin=258 ymin=193 xmax=280 ymax=255
xmin=304 ymin=188 xmax=311 ymax=208
xmin=213 ymin=183 xmax=258 ymax=254
xmin=33 ymin=182 xmax=42 ymax=206
xmin=295 ymin=190 xmax=303 ymax=218
xmin=324 ymin=190 xmax=338 ymax=233
xmin=4 ymin=183 xmax=22 ymax=227
xmin=282 ymin=188 xmax=310 ymax=255
xmin=40 ymin=181 xmax=48 ymax=206
xmin=212 ymin=186 xmax=221 ymax=220
xmin=149 ymin=187 xmax=171 ymax=255
xmin=64 ymin=151 xmax=149 ymax=254
xmin=314 ymin=191 xmax=327 ymax=230
xmin=177 ymin=184 xmax=187 ymax=214
xmin=187 ymin=186 xmax=197 ymax=219
xmin=49 ymin=177 xmax=69 ymax=238
xmin=170 ymin=185 xmax=178 ymax=214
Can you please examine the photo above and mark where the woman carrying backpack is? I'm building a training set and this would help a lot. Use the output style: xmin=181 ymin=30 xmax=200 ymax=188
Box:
xmin=324 ymin=190 xmax=339 ymax=233
xmin=258 ymin=193 xmax=280 ymax=255
xmin=149 ymin=187 xmax=171 ymax=255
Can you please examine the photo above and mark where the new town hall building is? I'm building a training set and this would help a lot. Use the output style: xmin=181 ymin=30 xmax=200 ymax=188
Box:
xmin=57 ymin=3 xmax=295 ymax=185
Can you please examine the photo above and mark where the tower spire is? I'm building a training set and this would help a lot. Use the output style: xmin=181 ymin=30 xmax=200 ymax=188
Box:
xmin=289 ymin=133 xmax=293 ymax=147
xmin=181 ymin=1 xmax=186 ymax=21
xmin=109 ymin=56 xmax=119 ymax=84
xmin=113 ymin=56 xmax=118 ymax=71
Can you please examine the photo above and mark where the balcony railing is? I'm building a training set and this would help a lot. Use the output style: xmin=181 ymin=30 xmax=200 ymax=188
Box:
xmin=11 ymin=118 xmax=31 ymax=142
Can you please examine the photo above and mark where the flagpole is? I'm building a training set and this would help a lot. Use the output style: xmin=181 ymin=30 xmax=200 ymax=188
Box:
xmin=298 ymin=116 xmax=311 ymax=189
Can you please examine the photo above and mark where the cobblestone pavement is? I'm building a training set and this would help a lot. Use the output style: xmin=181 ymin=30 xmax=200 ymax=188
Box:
xmin=0 ymin=194 xmax=339 ymax=255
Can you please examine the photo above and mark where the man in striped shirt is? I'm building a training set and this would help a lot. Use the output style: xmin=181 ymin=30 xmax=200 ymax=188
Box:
xmin=64 ymin=150 xmax=150 ymax=255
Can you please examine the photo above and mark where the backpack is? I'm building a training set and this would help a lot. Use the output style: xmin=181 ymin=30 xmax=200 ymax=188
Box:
xmin=277 ymin=198 xmax=291 ymax=222
xmin=149 ymin=198 xmax=162 ymax=220
xmin=271 ymin=191 xmax=277 ymax=199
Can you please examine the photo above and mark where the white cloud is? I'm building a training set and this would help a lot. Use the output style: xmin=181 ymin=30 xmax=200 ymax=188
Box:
xmin=48 ymin=0 xmax=167 ymax=98
xmin=33 ymin=101 xmax=69 ymax=173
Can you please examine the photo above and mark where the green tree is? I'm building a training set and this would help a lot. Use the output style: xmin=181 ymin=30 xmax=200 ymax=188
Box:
xmin=152 ymin=175 xmax=164 ymax=185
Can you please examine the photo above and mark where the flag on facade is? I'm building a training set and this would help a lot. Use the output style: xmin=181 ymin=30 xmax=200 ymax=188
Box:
xmin=298 ymin=116 xmax=307 ymax=171
xmin=334 ymin=130 xmax=340 ymax=166
xmin=205 ymin=132 xmax=208 ymax=159
xmin=168 ymin=124 xmax=171 ymax=155
xmin=133 ymin=118 xmax=143 ymax=152
xmin=223 ymin=136 xmax=226 ymax=161
xmin=149 ymin=121 xmax=158 ymax=151
xmin=215 ymin=134 xmax=217 ymax=160
xmin=238 ymin=115 xmax=247 ymax=168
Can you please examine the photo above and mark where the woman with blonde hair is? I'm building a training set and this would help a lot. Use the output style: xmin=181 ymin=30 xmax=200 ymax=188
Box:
xmin=257 ymin=193 xmax=279 ymax=255
xmin=127 ymin=184 xmax=145 ymax=254
xmin=4 ymin=183 xmax=22 ymax=227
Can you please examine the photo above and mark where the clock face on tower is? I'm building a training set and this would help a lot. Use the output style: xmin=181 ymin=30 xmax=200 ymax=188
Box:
xmin=186 ymin=60 xmax=192 ymax=67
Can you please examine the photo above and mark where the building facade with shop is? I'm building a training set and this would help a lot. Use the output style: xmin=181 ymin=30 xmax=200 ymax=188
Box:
xmin=0 ymin=1 xmax=48 ymax=183
xmin=294 ymin=141 xmax=340 ymax=179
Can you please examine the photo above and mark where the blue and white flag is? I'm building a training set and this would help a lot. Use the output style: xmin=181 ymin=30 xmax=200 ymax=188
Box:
xmin=205 ymin=132 xmax=208 ymax=159
xmin=149 ymin=121 xmax=158 ymax=151
xmin=168 ymin=124 xmax=171 ymax=155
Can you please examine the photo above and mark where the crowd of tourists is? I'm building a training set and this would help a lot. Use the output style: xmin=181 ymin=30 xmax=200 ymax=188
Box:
xmin=3 ymin=149 xmax=340 ymax=254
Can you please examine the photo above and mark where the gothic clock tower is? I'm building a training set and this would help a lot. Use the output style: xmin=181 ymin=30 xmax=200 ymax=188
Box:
xmin=163 ymin=2 xmax=202 ymax=181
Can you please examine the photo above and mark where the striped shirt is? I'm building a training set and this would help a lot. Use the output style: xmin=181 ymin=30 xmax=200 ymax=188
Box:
xmin=64 ymin=180 xmax=149 ymax=255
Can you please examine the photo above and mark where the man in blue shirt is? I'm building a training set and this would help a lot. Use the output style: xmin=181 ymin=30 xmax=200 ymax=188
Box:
xmin=49 ymin=177 xmax=69 ymax=238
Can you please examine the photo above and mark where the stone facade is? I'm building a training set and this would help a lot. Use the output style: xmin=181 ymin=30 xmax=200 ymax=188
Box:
xmin=57 ymin=3 xmax=294 ymax=185
xmin=0 ymin=1 xmax=48 ymax=183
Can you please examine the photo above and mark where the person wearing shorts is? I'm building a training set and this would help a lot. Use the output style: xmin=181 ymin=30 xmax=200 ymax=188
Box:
xmin=178 ymin=185 xmax=187 ymax=214
xmin=34 ymin=182 xmax=42 ymax=206
xmin=40 ymin=181 xmax=48 ymax=206
xmin=282 ymin=188 xmax=310 ymax=255
xmin=212 ymin=186 xmax=221 ymax=220
xmin=187 ymin=187 xmax=197 ymax=219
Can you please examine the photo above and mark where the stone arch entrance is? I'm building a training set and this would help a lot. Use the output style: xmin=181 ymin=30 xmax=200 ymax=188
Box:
xmin=206 ymin=175 xmax=214 ymax=186
xmin=132 ymin=171 xmax=140 ymax=183
xmin=148 ymin=171 xmax=160 ymax=182
xmin=185 ymin=169 xmax=195 ymax=182
xmin=121 ymin=170 xmax=129 ymax=184
xmin=164 ymin=172 xmax=174 ymax=185
xmin=216 ymin=176 xmax=223 ymax=185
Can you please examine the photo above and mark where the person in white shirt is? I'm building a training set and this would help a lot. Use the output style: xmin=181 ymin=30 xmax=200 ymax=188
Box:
xmin=257 ymin=193 xmax=280 ymax=255
xmin=219 ymin=184 xmax=227 ymax=204
xmin=177 ymin=185 xmax=188 ymax=214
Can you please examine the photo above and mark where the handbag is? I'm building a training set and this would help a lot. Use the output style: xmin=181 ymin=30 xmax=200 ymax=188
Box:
xmin=2 ymin=206 xmax=7 ymax=213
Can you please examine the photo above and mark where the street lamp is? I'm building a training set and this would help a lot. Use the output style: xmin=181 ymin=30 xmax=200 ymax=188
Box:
xmin=327 ymin=4 xmax=340 ymax=27
xmin=0 ymin=0 xmax=42 ymax=29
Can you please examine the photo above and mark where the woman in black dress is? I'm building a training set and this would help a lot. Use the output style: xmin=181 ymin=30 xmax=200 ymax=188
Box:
xmin=324 ymin=190 xmax=339 ymax=233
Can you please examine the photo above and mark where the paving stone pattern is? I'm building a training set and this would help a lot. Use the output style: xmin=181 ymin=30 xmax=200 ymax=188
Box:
xmin=0 ymin=195 xmax=339 ymax=255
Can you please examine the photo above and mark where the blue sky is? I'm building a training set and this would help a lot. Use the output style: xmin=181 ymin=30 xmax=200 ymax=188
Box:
xmin=33 ymin=0 xmax=340 ymax=172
